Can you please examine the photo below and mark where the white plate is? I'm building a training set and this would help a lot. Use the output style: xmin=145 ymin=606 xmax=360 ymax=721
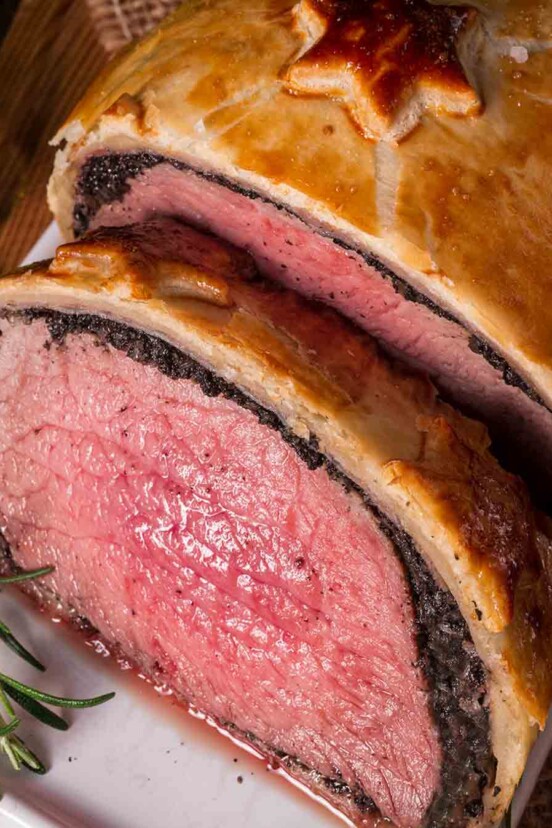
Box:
xmin=0 ymin=225 xmax=549 ymax=828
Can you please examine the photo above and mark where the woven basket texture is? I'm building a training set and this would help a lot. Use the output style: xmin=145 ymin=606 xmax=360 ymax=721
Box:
xmin=86 ymin=0 xmax=179 ymax=51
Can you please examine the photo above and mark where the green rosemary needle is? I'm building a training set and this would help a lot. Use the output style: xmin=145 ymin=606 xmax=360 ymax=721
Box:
xmin=0 ymin=619 xmax=46 ymax=672
xmin=0 ymin=674 xmax=115 ymax=709
xmin=0 ymin=718 xmax=20 ymax=738
xmin=0 ymin=566 xmax=55 ymax=585
xmin=2 ymin=685 xmax=69 ymax=731
xmin=0 ymin=564 xmax=115 ymax=779
xmin=0 ymin=682 xmax=15 ymax=718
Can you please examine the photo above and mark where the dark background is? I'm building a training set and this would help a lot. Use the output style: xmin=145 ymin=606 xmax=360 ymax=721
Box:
xmin=0 ymin=0 xmax=105 ymax=269
xmin=0 ymin=0 xmax=19 ymax=40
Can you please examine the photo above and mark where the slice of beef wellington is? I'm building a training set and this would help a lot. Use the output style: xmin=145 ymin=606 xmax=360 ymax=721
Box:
xmin=48 ymin=0 xmax=552 ymax=508
xmin=0 ymin=219 xmax=551 ymax=828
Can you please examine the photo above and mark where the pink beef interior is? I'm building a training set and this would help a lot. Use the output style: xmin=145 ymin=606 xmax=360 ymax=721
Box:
xmin=90 ymin=161 xmax=552 ymax=499
xmin=0 ymin=315 xmax=441 ymax=827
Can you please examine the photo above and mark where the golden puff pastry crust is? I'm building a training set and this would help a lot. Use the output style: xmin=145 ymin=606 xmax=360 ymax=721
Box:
xmin=49 ymin=0 xmax=552 ymax=414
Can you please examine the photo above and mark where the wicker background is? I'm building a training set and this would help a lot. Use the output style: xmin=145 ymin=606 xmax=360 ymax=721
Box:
xmin=0 ymin=0 xmax=550 ymax=822
xmin=86 ymin=0 xmax=180 ymax=52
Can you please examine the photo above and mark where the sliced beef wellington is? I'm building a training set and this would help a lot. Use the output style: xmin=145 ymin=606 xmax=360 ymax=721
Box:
xmin=48 ymin=0 xmax=552 ymax=506
xmin=1 ymin=219 xmax=551 ymax=828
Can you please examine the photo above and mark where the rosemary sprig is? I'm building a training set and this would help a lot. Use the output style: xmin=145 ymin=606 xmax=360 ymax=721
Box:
xmin=0 ymin=565 xmax=115 ymax=778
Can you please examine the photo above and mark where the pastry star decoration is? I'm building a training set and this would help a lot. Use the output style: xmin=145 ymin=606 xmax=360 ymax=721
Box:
xmin=284 ymin=0 xmax=481 ymax=142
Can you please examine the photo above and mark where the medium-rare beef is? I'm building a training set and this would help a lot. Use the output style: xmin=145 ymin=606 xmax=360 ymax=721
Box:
xmin=71 ymin=153 xmax=552 ymax=508
xmin=47 ymin=0 xmax=552 ymax=506
xmin=0 ymin=219 xmax=551 ymax=828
